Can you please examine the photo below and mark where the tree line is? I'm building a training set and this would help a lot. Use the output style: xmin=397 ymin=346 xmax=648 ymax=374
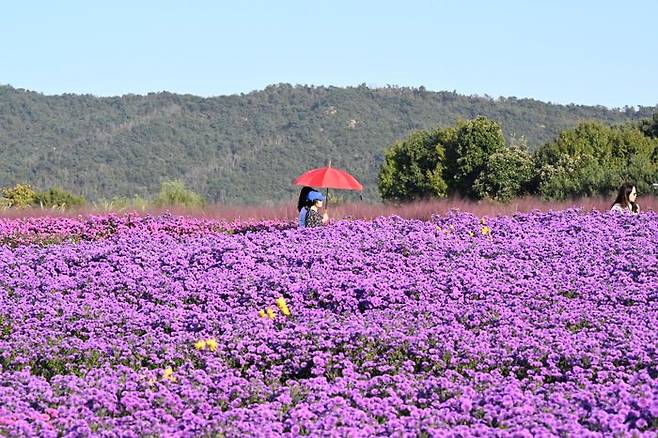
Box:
xmin=379 ymin=113 xmax=658 ymax=202
xmin=0 ymin=180 xmax=205 ymax=210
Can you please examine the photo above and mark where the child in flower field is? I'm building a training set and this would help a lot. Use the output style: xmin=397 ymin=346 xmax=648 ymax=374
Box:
xmin=611 ymin=183 xmax=640 ymax=214
xmin=304 ymin=191 xmax=329 ymax=228
xmin=297 ymin=186 xmax=315 ymax=228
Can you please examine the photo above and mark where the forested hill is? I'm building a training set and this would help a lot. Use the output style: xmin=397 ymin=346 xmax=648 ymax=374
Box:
xmin=1 ymin=84 xmax=655 ymax=203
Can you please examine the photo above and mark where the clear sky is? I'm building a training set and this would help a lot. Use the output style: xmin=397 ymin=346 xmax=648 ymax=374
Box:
xmin=1 ymin=0 xmax=656 ymax=108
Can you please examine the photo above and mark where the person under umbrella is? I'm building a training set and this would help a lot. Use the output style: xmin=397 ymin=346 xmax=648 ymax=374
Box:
xmin=293 ymin=163 xmax=363 ymax=212
xmin=304 ymin=191 xmax=328 ymax=228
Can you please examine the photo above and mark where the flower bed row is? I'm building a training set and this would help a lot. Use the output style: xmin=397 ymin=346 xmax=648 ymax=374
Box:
xmin=0 ymin=211 xmax=656 ymax=436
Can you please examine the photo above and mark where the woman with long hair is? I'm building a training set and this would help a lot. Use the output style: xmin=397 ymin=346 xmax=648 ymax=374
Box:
xmin=304 ymin=191 xmax=329 ymax=228
xmin=297 ymin=186 xmax=315 ymax=227
xmin=611 ymin=183 xmax=640 ymax=214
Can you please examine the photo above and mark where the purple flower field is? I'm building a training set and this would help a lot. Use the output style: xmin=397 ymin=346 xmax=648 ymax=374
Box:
xmin=0 ymin=211 xmax=657 ymax=437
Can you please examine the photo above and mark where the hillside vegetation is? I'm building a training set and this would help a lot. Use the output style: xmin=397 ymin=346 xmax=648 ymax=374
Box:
xmin=1 ymin=84 xmax=655 ymax=203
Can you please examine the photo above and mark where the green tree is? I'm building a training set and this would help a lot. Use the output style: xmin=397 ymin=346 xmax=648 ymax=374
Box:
xmin=154 ymin=180 xmax=206 ymax=208
xmin=445 ymin=117 xmax=507 ymax=198
xmin=639 ymin=112 xmax=658 ymax=139
xmin=378 ymin=128 xmax=452 ymax=201
xmin=534 ymin=122 xmax=658 ymax=199
xmin=473 ymin=146 xmax=534 ymax=201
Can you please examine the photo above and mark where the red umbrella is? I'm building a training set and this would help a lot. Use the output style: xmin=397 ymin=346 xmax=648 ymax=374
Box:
xmin=293 ymin=166 xmax=363 ymax=191
xmin=293 ymin=163 xmax=363 ymax=208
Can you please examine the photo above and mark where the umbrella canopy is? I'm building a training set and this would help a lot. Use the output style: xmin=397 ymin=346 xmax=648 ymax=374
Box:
xmin=293 ymin=165 xmax=363 ymax=191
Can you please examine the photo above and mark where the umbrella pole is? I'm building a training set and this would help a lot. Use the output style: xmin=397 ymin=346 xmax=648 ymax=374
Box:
xmin=326 ymin=188 xmax=330 ymax=211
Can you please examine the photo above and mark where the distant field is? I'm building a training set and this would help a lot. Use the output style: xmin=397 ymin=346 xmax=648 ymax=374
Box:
xmin=0 ymin=210 xmax=656 ymax=435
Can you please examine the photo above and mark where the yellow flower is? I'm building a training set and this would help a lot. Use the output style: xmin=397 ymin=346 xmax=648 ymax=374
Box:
xmin=194 ymin=340 xmax=207 ymax=351
xmin=467 ymin=231 xmax=475 ymax=237
xmin=258 ymin=309 xmax=266 ymax=318
xmin=275 ymin=297 xmax=291 ymax=316
xmin=162 ymin=366 xmax=176 ymax=382
xmin=266 ymin=307 xmax=276 ymax=319
xmin=205 ymin=338 xmax=218 ymax=352
xmin=480 ymin=226 xmax=492 ymax=235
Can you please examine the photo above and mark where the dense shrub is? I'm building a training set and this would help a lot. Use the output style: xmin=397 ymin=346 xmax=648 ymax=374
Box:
xmin=445 ymin=117 xmax=507 ymax=198
xmin=380 ymin=117 xmax=527 ymax=202
xmin=473 ymin=146 xmax=534 ymax=201
xmin=154 ymin=180 xmax=206 ymax=208
xmin=380 ymin=113 xmax=658 ymax=203
xmin=378 ymin=129 xmax=451 ymax=201
xmin=534 ymin=122 xmax=658 ymax=199
xmin=33 ymin=187 xmax=85 ymax=208
xmin=1 ymin=184 xmax=36 ymax=208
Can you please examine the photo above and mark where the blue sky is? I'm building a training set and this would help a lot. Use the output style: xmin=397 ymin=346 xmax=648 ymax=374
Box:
xmin=1 ymin=0 xmax=656 ymax=108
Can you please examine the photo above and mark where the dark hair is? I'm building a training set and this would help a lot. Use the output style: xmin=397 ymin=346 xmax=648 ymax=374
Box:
xmin=612 ymin=182 xmax=639 ymax=213
xmin=297 ymin=186 xmax=314 ymax=212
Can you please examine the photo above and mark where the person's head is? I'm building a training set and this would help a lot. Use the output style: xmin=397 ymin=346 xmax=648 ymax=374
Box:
xmin=297 ymin=186 xmax=314 ymax=211
xmin=613 ymin=182 xmax=639 ymax=211
xmin=307 ymin=190 xmax=325 ymax=208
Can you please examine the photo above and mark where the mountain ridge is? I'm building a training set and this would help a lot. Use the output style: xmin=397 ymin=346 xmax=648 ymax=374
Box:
xmin=1 ymin=83 xmax=655 ymax=203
